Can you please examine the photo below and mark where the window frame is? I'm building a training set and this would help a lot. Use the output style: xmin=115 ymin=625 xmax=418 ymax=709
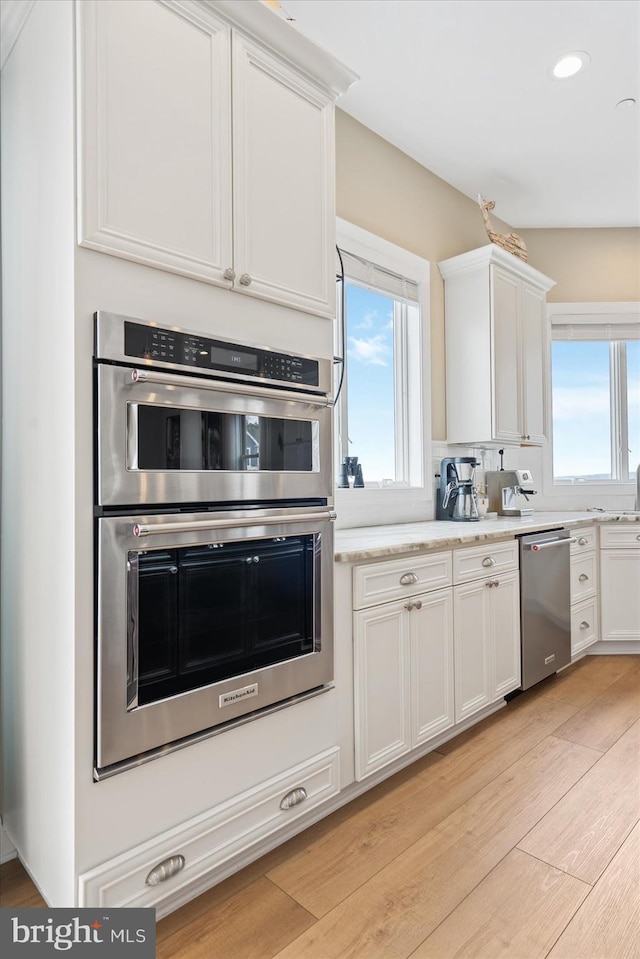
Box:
xmin=335 ymin=219 xmax=431 ymax=527
xmin=544 ymin=302 xmax=640 ymax=496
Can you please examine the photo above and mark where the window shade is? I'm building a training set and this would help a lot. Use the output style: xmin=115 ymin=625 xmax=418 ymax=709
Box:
xmin=337 ymin=248 xmax=419 ymax=303
xmin=551 ymin=314 xmax=640 ymax=341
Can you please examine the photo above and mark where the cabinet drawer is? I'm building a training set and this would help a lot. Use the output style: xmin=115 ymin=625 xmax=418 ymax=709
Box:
xmin=78 ymin=747 xmax=340 ymax=911
xmin=570 ymin=526 xmax=597 ymax=554
xmin=353 ymin=551 xmax=452 ymax=609
xmin=571 ymin=597 xmax=598 ymax=656
xmin=453 ymin=540 xmax=519 ymax=585
xmin=570 ymin=553 xmax=597 ymax=602
xmin=599 ymin=525 xmax=640 ymax=549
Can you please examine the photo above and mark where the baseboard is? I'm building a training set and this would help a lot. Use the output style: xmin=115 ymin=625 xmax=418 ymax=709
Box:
xmin=588 ymin=641 xmax=640 ymax=655
xmin=0 ymin=820 xmax=18 ymax=864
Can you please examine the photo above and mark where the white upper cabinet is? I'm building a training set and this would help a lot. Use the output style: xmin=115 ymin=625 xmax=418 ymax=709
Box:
xmin=77 ymin=0 xmax=356 ymax=317
xmin=439 ymin=245 xmax=556 ymax=445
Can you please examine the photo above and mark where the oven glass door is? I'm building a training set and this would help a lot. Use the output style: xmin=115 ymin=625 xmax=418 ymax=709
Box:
xmin=96 ymin=364 xmax=331 ymax=507
xmin=97 ymin=506 xmax=334 ymax=772
xmin=133 ymin=534 xmax=315 ymax=707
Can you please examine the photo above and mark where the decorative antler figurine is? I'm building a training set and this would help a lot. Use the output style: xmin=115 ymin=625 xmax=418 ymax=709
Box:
xmin=477 ymin=195 xmax=528 ymax=261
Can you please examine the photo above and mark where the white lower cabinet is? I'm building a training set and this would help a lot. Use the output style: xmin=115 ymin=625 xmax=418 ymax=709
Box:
xmin=570 ymin=526 xmax=599 ymax=657
xmin=354 ymin=586 xmax=454 ymax=781
xmin=453 ymin=569 xmax=520 ymax=723
xmin=78 ymin=747 xmax=340 ymax=912
xmin=600 ymin=526 xmax=640 ymax=643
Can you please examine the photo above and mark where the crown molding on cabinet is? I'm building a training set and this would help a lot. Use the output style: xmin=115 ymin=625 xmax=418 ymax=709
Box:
xmin=1 ymin=0 xmax=35 ymax=70
xmin=438 ymin=243 xmax=556 ymax=292
xmin=205 ymin=0 xmax=358 ymax=96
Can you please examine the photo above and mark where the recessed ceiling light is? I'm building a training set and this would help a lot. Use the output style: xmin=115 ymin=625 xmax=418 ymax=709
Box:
xmin=551 ymin=51 xmax=591 ymax=79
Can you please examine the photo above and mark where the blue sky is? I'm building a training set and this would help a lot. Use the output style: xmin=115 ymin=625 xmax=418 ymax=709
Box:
xmin=345 ymin=284 xmax=396 ymax=482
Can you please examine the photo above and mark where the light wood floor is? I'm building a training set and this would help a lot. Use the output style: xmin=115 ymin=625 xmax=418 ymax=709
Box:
xmin=2 ymin=653 xmax=639 ymax=958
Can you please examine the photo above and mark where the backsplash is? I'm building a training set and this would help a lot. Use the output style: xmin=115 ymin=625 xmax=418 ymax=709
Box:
xmin=432 ymin=443 xmax=637 ymax=513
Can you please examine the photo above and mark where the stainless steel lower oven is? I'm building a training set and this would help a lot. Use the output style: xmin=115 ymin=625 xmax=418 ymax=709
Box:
xmin=93 ymin=313 xmax=335 ymax=778
xmin=96 ymin=505 xmax=334 ymax=775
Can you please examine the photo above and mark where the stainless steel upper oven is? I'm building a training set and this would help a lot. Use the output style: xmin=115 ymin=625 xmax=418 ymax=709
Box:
xmin=95 ymin=311 xmax=333 ymax=508
xmin=93 ymin=313 xmax=335 ymax=778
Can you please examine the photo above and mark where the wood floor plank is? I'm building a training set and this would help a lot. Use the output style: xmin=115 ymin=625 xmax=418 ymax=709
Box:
xmin=518 ymin=719 xmax=640 ymax=883
xmin=547 ymin=822 xmax=640 ymax=959
xmin=551 ymin=675 xmax=640 ymax=752
xmin=271 ymin=737 xmax=599 ymax=959
xmin=411 ymin=848 xmax=590 ymax=958
xmin=157 ymin=876 xmax=315 ymax=959
xmin=267 ymin=697 xmax=578 ymax=917
xmin=540 ymin=654 xmax=639 ymax=708
xmin=0 ymin=859 xmax=47 ymax=907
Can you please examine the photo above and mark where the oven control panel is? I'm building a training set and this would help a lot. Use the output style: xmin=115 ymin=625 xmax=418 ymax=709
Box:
xmin=122 ymin=321 xmax=319 ymax=387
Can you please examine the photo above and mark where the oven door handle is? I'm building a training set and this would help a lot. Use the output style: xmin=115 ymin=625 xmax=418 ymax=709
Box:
xmin=132 ymin=509 xmax=337 ymax=537
xmin=126 ymin=553 xmax=139 ymax=710
xmin=129 ymin=368 xmax=333 ymax=408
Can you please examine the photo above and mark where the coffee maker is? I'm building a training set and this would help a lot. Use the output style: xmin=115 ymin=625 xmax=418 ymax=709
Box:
xmin=436 ymin=457 xmax=480 ymax=521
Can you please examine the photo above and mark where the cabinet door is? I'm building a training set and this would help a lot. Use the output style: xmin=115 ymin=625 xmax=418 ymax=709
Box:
xmin=78 ymin=0 xmax=233 ymax=284
xmin=453 ymin=580 xmax=492 ymax=722
xmin=600 ymin=550 xmax=640 ymax=642
xmin=490 ymin=569 xmax=521 ymax=698
xmin=520 ymin=283 xmax=548 ymax=443
xmin=232 ymin=33 xmax=336 ymax=317
xmin=491 ymin=266 xmax=522 ymax=443
xmin=354 ymin=604 xmax=411 ymax=780
xmin=411 ymin=589 xmax=455 ymax=746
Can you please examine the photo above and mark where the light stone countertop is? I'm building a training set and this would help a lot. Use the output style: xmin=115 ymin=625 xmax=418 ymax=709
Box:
xmin=334 ymin=511 xmax=640 ymax=563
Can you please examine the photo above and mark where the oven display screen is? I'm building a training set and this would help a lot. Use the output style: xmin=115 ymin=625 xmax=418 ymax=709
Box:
xmin=210 ymin=346 xmax=257 ymax=371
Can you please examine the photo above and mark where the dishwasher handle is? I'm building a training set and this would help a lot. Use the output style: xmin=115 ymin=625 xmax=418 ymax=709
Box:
xmin=527 ymin=536 xmax=577 ymax=552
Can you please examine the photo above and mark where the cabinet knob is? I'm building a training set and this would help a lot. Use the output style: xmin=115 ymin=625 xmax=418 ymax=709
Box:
xmin=578 ymin=537 xmax=588 ymax=546
xmin=481 ymin=557 xmax=496 ymax=567
xmin=404 ymin=602 xmax=415 ymax=610
xmin=223 ymin=267 xmax=235 ymax=281
xmin=486 ymin=579 xmax=500 ymax=588
xmin=414 ymin=600 xmax=422 ymax=610
xmin=636 ymin=534 xmax=640 ymax=542
xmin=578 ymin=573 xmax=589 ymax=582
xmin=239 ymin=273 xmax=252 ymax=287
xmin=579 ymin=621 xmax=590 ymax=630
xmin=399 ymin=572 xmax=418 ymax=585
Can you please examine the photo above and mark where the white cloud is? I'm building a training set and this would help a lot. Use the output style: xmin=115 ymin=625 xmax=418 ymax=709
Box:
xmin=348 ymin=334 xmax=390 ymax=366
xmin=552 ymin=386 xmax=610 ymax=420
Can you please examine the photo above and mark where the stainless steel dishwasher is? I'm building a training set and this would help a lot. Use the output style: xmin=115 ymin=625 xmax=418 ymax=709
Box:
xmin=518 ymin=528 xmax=575 ymax=689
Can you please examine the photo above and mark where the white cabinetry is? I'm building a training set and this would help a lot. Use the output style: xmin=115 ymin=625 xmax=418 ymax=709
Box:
xmin=77 ymin=0 xmax=355 ymax=317
xmin=439 ymin=245 xmax=555 ymax=445
xmin=453 ymin=541 xmax=520 ymax=722
xmin=600 ymin=526 xmax=640 ymax=644
xmin=570 ymin=526 xmax=599 ymax=658
xmin=353 ymin=553 xmax=454 ymax=780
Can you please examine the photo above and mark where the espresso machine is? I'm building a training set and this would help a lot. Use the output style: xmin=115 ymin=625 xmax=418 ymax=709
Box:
xmin=485 ymin=469 xmax=537 ymax=516
xmin=436 ymin=457 xmax=480 ymax=521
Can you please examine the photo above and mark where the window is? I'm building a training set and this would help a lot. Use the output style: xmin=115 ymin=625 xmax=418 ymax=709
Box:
xmin=335 ymin=220 xmax=430 ymax=523
xmin=549 ymin=304 xmax=640 ymax=487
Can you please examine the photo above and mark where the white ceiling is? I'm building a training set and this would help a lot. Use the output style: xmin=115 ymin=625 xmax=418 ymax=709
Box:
xmin=280 ymin=0 xmax=640 ymax=229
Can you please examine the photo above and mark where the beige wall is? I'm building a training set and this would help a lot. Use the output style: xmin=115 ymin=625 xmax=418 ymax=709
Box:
xmin=335 ymin=110 xmax=640 ymax=440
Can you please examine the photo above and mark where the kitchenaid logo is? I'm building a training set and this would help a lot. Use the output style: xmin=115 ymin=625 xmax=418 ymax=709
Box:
xmin=0 ymin=908 xmax=155 ymax=956
xmin=220 ymin=683 xmax=258 ymax=707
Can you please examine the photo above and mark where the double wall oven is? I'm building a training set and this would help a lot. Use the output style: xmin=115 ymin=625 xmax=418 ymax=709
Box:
xmin=94 ymin=312 xmax=335 ymax=777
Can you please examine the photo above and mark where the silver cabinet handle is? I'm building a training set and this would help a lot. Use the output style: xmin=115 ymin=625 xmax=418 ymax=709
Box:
xmin=486 ymin=579 xmax=500 ymax=588
xmin=239 ymin=273 xmax=252 ymax=286
xmin=280 ymin=787 xmax=307 ymax=810
xmin=399 ymin=572 xmax=418 ymax=586
xmin=580 ymin=621 xmax=590 ymax=630
xmin=223 ymin=267 xmax=235 ymax=281
xmin=579 ymin=573 xmax=589 ymax=582
xmin=578 ymin=537 xmax=589 ymax=546
xmin=482 ymin=557 xmax=496 ymax=567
